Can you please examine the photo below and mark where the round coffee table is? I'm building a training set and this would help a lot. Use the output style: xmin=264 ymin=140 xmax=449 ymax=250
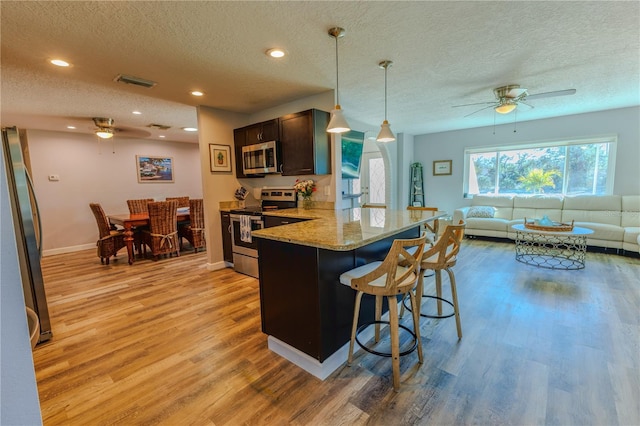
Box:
xmin=512 ymin=224 xmax=594 ymax=270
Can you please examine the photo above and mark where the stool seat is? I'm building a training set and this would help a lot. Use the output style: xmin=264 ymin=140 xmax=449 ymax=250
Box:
xmin=339 ymin=234 xmax=427 ymax=391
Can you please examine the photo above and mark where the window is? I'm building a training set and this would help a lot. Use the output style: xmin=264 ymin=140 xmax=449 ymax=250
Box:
xmin=463 ymin=136 xmax=616 ymax=197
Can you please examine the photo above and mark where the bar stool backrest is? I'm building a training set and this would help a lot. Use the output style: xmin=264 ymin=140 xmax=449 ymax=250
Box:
xmin=422 ymin=220 xmax=466 ymax=269
xmin=350 ymin=234 xmax=427 ymax=296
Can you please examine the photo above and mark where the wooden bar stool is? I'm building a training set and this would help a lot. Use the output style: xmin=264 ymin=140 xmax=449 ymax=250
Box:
xmin=339 ymin=234 xmax=427 ymax=391
xmin=404 ymin=221 xmax=466 ymax=339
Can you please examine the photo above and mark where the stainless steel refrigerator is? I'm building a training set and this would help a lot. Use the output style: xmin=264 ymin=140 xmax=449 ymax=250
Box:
xmin=2 ymin=126 xmax=52 ymax=343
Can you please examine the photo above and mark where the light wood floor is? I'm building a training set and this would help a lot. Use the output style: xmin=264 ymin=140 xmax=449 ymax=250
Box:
xmin=34 ymin=239 xmax=639 ymax=425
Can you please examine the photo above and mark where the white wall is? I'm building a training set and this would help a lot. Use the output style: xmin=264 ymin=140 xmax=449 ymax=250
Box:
xmin=1 ymin=146 xmax=43 ymax=425
xmin=414 ymin=107 xmax=640 ymax=216
xmin=26 ymin=130 xmax=202 ymax=255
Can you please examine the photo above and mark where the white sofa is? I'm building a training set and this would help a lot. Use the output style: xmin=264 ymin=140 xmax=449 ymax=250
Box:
xmin=453 ymin=194 xmax=640 ymax=253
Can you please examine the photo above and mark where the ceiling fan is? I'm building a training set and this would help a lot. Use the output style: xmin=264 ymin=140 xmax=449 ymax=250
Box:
xmin=453 ymin=84 xmax=576 ymax=117
xmin=89 ymin=117 xmax=152 ymax=139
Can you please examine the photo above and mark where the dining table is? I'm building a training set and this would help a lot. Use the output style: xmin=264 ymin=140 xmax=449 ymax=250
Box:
xmin=108 ymin=210 xmax=190 ymax=265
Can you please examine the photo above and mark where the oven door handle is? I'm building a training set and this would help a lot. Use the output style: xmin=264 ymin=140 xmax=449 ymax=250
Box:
xmin=231 ymin=214 xmax=263 ymax=222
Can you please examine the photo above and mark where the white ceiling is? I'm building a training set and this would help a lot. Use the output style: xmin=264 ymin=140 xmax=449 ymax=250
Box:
xmin=1 ymin=1 xmax=639 ymax=144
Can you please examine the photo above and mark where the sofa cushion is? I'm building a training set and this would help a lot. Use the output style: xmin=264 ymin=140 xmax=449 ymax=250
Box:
xmin=621 ymin=195 xmax=640 ymax=228
xmin=472 ymin=195 xmax=514 ymax=220
xmin=465 ymin=217 xmax=509 ymax=232
xmin=623 ymin=227 xmax=640 ymax=244
xmin=467 ymin=206 xmax=495 ymax=218
xmin=574 ymin=222 xmax=624 ymax=242
xmin=562 ymin=195 xmax=622 ymax=226
xmin=513 ymin=195 xmax=564 ymax=221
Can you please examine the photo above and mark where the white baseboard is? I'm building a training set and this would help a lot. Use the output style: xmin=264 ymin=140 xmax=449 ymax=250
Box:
xmin=42 ymin=243 xmax=95 ymax=257
xmin=267 ymin=309 xmax=392 ymax=380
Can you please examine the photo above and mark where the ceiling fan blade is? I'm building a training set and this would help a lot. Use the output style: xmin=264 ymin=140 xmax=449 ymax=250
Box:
xmin=464 ymin=104 xmax=496 ymax=117
xmin=506 ymin=88 xmax=527 ymax=98
xmin=525 ymin=88 xmax=576 ymax=101
xmin=452 ymin=101 xmax=496 ymax=108
xmin=519 ymin=101 xmax=535 ymax=109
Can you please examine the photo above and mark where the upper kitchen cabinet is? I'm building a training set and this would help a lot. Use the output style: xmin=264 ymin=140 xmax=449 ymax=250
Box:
xmin=246 ymin=119 xmax=279 ymax=144
xmin=234 ymin=119 xmax=279 ymax=178
xmin=279 ymin=109 xmax=331 ymax=176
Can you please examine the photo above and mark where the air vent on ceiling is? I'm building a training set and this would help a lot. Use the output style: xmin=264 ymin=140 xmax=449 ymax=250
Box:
xmin=114 ymin=74 xmax=157 ymax=89
xmin=147 ymin=123 xmax=171 ymax=130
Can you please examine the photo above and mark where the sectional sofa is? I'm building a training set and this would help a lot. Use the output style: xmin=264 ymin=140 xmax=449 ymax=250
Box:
xmin=453 ymin=194 xmax=640 ymax=254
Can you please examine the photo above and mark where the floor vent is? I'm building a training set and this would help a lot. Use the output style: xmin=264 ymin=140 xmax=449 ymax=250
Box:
xmin=114 ymin=74 xmax=157 ymax=89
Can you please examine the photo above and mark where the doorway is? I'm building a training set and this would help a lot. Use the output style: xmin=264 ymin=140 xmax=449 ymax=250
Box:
xmin=360 ymin=151 xmax=386 ymax=206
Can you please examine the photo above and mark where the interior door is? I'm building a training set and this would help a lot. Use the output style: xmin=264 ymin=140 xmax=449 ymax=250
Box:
xmin=360 ymin=152 xmax=386 ymax=206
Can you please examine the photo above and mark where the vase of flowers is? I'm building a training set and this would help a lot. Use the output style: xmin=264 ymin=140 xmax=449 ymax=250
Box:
xmin=294 ymin=179 xmax=316 ymax=209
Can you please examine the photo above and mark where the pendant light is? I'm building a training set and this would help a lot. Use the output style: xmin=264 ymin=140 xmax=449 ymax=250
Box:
xmin=326 ymin=27 xmax=350 ymax=134
xmin=376 ymin=60 xmax=396 ymax=142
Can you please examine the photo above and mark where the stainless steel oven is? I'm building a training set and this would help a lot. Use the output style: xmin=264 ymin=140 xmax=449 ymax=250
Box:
xmin=228 ymin=187 xmax=297 ymax=279
xmin=230 ymin=213 xmax=263 ymax=278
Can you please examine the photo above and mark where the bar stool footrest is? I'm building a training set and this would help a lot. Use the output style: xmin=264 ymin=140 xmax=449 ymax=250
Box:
xmin=355 ymin=320 xmax=417 ymax=358
xmin=403 ymin=295 xmax=455 ymax=319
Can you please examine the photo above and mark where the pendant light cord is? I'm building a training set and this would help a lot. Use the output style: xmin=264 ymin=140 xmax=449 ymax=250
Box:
xmin=384 ymin=65 xmax=388 ymax=121
xmin=335 ymin=35 xmax=340 ymax=106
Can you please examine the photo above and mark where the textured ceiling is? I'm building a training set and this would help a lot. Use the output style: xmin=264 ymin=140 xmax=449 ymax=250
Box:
xmin=1 ymin=1 xmax=639 ymax=144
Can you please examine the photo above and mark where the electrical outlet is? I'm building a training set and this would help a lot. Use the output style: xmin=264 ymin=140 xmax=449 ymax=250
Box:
xmin=48 ymin=174 xmax=60 ymax=181
xmin=324 ymin=186 xmax=330 ymax=196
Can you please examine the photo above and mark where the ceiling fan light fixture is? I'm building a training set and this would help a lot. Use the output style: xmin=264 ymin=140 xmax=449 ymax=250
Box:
xmin=95 ymin=128 xmax=114 ymax=139
xmin=326 ymin=27 xmax=350 ymax=134
xmin=495 ymin=102 xmax=517 ymax=114
xmin=376 ymin=60 xmax=395 ymax=143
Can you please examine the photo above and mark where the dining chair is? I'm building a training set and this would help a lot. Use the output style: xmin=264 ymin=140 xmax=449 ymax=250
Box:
xmin=166 ymin=196 xmax=189 ymax=208
xmin=178 ymin=198 xmax=206 ymax=252
xmin=127 ymin=198 xmax=154 ymax=214
xmin=339 ymin=234 xmax=427 ymax=391
xmin=126 ymin=198 xmax=154 ymax=255
xmin=89 ymin=203 xmax=126 ymax=265
xmin=142 ymin=200 xmax=180 ymax=260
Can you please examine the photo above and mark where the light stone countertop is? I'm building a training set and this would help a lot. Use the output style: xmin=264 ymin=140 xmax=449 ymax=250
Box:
xmin=253 ymin=207 xmax=446 ymax=251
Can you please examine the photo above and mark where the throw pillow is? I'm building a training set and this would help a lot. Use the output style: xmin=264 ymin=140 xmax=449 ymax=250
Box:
xmin=467 ymin=206 xmax=495 ymax=218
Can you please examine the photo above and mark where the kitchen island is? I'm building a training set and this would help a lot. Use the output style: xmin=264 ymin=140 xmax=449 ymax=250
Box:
xmin=252 ymin=207 xmax=444 ymax=379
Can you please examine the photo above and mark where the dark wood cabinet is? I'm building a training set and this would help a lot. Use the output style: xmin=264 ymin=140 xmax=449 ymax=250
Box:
xmin=220 ymin=212 xmax=233 ymax=263
xmin=233 ymin=119 xmax=279 ymax=178
xmin=263 ymin=216 xmax=309 ymax=228
xmin=233 ymin=127 xmax=248 ymax=178
xmin=245 ymin=119 xmax=279 ymax=144
xmin=279 ymin=109 xmax=331 ymax=176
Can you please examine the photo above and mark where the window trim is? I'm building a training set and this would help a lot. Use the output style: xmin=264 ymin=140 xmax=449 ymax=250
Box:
xmin=463 ymin=134 xmax=617 ymax=198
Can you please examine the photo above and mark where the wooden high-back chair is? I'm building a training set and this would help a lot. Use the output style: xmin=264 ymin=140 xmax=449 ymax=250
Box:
xmin=406 ymin=206 xmax=439 ymax=244
xmin=166 ymin=196 xmax=189 ymax=208
xmin=143 ymin=200 xmax=180 ymax=259
xmin=178 ymin=198 xmax=206 ymax=252
xmin=127 ymin=198 xmax=154 ymax=214
xmin=89 ymin=203 xmax=126 ymax=265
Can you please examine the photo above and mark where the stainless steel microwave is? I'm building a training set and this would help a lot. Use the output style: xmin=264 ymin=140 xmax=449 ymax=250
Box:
xmin=242 ymin=141 xmax=280 ymax=175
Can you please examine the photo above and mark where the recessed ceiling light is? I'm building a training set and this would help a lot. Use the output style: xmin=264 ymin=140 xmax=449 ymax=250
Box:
xmin=182 ymin=127 xmax=198 ymax=132
xmin=266 ymin=48 xmax=286 ymax=58
xmin=159 ymin=135 xmax=166 ymax=138
xmin=190 ymin=91 xmax=204 ymax=96
xmin=66 ymin=125 xmax=76 ymax=129
xmin=132 ymin=111 xmax=142 ymax=115
xmin=50 ymin=59 xmax=71 ymax=67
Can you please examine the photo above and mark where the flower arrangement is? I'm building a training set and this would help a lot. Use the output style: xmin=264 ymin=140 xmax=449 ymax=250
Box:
xmin=294 ymin=179 xmax=316 ymax=200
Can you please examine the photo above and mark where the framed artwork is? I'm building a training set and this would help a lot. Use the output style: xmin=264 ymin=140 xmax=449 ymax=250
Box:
xmin=433 ymin=159 xmax=452 ymax=176
xmin=136 ymin=155 xmax=174 ymax=183
xmin=209 ymin=144 xmax=232 ymax=172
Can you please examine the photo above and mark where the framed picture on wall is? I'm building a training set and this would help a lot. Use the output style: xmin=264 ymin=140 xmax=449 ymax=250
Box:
xmin=433 ymin=159 xmax=452 ymax=176
xmin=136 ymin=155 xmax=174 ymax=183
xmin=209 ymin=144 xmax=232 ymax=172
